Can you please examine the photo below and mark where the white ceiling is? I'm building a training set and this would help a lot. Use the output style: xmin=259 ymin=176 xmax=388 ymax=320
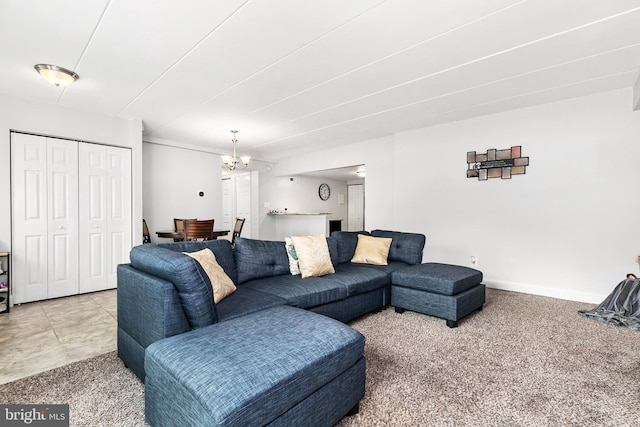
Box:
xmin=2 ymin=0 xmax=640 ymax=162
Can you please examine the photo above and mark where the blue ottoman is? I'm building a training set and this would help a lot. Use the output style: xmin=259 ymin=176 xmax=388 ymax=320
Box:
xmin=391 ymin=263 xmax=485 ymax=328
xmin=144 ymin=305 xmax=365 ymax=427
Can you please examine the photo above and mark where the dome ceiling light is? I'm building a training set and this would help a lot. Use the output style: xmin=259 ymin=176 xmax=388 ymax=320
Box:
xmin=34 ymin=64 xmax=79 ymax=87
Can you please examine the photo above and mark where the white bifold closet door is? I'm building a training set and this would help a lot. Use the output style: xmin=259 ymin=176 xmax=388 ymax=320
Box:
xmin=78 ymin=143 xmax=131 ymax=292
xmin=11 ymin=133 xmax=131 ymax=304
xmin=348 ymin=184 xmax=365 ymax=231
xmin=12 ymin=133 xmax=79 ymax=303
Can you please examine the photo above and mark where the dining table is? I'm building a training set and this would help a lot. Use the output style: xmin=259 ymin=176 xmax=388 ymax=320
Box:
xmin=155 ymin=229 xmax=230 ymax=240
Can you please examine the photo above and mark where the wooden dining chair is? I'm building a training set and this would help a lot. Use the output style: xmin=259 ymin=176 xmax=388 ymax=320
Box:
xmin=183 ymin=219 xmax=215 ymax=241
xmin=174 ymin=218 xmax=196 ymax=241
xmin=142 ymin=219 xmax=152 ymax=244
xmin=231 ymin=218 xmax=246 ymax=246
xmin=174 ymin=218 xmax=197 ymax=232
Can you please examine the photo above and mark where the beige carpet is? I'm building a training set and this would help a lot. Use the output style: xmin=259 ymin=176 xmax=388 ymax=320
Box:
xmin=2 ymin=289 xmax=639 ymax=426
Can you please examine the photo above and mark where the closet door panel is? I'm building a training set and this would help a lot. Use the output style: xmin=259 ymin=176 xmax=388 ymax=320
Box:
xmin=11 ymin=134 xmax=48 ymax=303
xmin=89 ymin=233 xmax=105 ymax=275
xmin=79 ymin=144 xmax=131 ymax=291
xmin=79 ymin=143 xmax=108 ymax=293
xmin=46 ymin=138 xmax=78 ymax=298
xmin=106 ymin=146 xmax=131 ymax=288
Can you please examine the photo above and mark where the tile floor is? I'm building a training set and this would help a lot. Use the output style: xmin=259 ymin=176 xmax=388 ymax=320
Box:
xmin=0 ymin=289 xmax=117 ymax=385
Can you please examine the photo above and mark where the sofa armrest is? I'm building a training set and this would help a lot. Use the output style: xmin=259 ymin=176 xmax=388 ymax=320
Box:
xmin=117 ymin=264 xmax=190 ymax=349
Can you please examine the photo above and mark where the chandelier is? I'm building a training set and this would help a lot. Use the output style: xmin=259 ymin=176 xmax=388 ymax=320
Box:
xmin=221 ymin=130 xmax=250 ymax=170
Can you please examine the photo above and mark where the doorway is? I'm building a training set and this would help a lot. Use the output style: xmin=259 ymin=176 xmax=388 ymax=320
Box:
xmin=348 ymin=184 xmax=365 ymax=231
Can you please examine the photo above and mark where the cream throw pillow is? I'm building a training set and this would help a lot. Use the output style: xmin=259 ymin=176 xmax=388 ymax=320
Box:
xmin=184 ymin=248 xmax=236 ymax=303
xmin=290 ymin=235 xmax=335 ymax=279
xmin=351 ymin=234 xmax=392 ymax=265
xmin=284 ymin=237 xmax=301 ymax=275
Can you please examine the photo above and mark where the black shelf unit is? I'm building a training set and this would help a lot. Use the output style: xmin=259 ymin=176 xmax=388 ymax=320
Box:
xmin=0 ymin=252 xmax=9 ymax=314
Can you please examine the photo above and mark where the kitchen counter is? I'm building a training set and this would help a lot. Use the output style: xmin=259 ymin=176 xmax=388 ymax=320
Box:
xmin=269 ymin=212 xmax=333 ymax=239
xmin=267 ymin=212 xmax=331 ymax=215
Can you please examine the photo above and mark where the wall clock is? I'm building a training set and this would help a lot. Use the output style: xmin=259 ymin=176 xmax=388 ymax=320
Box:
xmin=318 ymin=183 xmax=330 ymax=201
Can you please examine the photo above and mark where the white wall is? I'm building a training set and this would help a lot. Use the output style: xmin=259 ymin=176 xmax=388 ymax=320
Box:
xmin=394 ymin=88 xmax=640 ymax=303
xmin=274 ymin=88 xmax=640 ymax=303
xmin=143 ymin=142 xmax=223 ymax=243
xmin=0 ymin=94 xmax=143 ymax=253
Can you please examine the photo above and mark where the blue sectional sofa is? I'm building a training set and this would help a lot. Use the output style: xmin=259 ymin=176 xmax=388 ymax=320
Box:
xmin=117 ymin=230 xmax=426 ymax=426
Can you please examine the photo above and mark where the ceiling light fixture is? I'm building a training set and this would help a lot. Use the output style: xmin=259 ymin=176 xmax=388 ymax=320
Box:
xmin=34 ymin=64 xmax=79 ymax=87
xmin=221 ymin=130 xmax=250 ymax=171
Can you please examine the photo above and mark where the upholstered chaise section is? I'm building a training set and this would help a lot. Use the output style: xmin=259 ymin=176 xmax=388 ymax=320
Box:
xmin=145 ymin=306 xmax=366 ymax=427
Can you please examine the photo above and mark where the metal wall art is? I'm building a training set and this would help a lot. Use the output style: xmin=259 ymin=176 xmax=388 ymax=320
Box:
xmin=466 ymin=146 xmax=529 ymax=181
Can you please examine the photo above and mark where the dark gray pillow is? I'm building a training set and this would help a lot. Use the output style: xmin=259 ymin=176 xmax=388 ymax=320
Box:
xmin=326 ymin=236 xmax=339 ymax=267
xmin=331 ymin=231 xmax=370 ymax=264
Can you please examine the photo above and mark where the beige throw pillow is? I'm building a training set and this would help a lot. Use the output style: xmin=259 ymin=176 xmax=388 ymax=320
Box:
xmin=290 ymin=235 xmax=335 ymax=279
xmin=184 ymin=248 xmax=236 ymax=303
xmin=351 ymin=234 xmax=392 ymax=265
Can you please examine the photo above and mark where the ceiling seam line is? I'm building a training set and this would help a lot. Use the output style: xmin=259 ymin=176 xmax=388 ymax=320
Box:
xmin=143 ymin=139 xmax=274 ymax=163
xmin=244 ymin=0 xmax=531 ymax=117
xmin=252 ymin=70 xmax=638 ymax=148
xmin=266 ymin=41 xmax=640 ymax=131
xmin=115 ymin=0 xmax=252 ymax=117
xmin=142 ymin=0 xmax=391 ymax=136
xmin=57 ymin=0 xmax=113 ymax=104
xmin=260 ymin=7 xmax=640 ymax=131
xmin=436 ymin=69 xmax=639 ymax=116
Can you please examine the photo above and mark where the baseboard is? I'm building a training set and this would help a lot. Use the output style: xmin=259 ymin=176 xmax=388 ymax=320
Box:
xmin=484 ymin=279 xmax=605 ymax=304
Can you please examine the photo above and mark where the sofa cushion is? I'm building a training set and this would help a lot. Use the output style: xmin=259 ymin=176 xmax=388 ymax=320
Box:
xmin=241 ymin=275 xmax=348 ymax=309
xmin=391 ymin=262 xmax=483 ymax=295
xmin=345 ymin=261 xmax=415 ymax=275
xmin=331 ymin=231 xmax=370 ymax=264
xmin=216 ymin=286 xmax=288 ymax=323
xmin=291 ymin=235 xmax=335 ymax=279
xmin=159 ymin=240 xmax=237 ymax=284
xmin=130 ymin=244 xmax=217 ymax=329
xmin=234 ymin=238 xmax=291 ymax=284
xmin=332 ymin=263 xmax=389 ymax=296
xmin=370 ymin=230 xmax=425 ymax=265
